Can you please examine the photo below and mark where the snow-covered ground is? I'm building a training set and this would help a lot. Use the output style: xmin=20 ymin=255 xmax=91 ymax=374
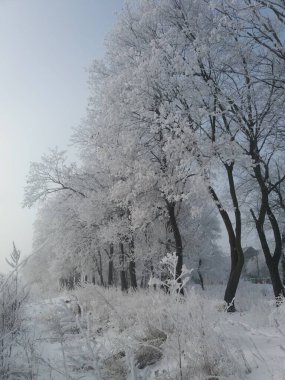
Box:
xmin=16 ymin=282 xmax=285 ymax=379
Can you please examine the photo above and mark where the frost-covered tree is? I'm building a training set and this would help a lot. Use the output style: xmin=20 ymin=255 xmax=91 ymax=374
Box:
xmin=24 ymin=0 xmax=285 ymax=309
xmin=216 ymin=0 xmax=285 ymax=66
xmin=210 ymin=0 xmax=285 ymax=299
xmin=23 ymin=0 xmax=243 ymax=304
xmin=23 ymin=148 xmax=87 ymax=207
xmin=83 ymin=0 xmax=246 ymax=308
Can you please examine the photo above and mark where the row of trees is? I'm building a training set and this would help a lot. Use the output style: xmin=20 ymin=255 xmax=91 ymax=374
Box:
xmin=24 ymin=0 xmax=285 ymax=310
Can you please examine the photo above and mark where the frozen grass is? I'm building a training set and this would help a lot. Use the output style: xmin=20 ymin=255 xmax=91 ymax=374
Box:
xmin=10 ymin=281 xmax=285 ymax=379
xmin=70 ymin=284 xmax=246 ymax=379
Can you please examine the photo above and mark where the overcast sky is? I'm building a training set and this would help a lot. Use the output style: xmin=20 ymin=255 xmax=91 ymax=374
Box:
xmin=0 ymin=0 xmax=123 ymax=272
xmin=0 ymin=0 xmax=258 ymax=274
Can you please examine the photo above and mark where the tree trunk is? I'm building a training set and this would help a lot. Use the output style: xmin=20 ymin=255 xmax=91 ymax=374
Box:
xmin=251 ymin=161 xmax=285 ymax=301
xmin=267 ymin=257 xmax=285 ymax=302
xmin=251 ymin=204 xmax=285 ymax=303
xmin=94 ymin=249 xmax=105 ymax=287
xmin=129 ymin=260 xmax=137 ymax=289
xmin=224 ymin=245 xmax=244 ymax=311
xmin=120 ymin=242 xmax=128 ymax=292
xmin=98 ymin=250 xmax=104 ymax=286
xmin=108 ymin=244 xmax=114 ymax=286
xmin=208 ymin=184 xmax=244 ymax=311
xmin=224 ymin=164 xmax=244 ymax=311
xmin=282 ymin=257 xmax=285 ymax=287
xmin=108 ymin=260 xmax=114 ymax=286
xmin=120 ymin=270 xmax=128 ymax=292
xmin=282 ymin=233 xmax=285 ymax=286
xmin=128 ymin=236 xmax=137 ymax=289
xmin=166 ymin=200 xmax=184 ymax=295
xmin=197 ymin=258 xmax=205 ymax=291
xmin=140 ymin=274 xmax=145 ymax=288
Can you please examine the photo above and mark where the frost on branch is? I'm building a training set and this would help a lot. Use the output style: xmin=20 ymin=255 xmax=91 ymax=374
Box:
xmin=149 ymin=252 xmax=193 ymax=294
xmin=23 ymin=147 xmax=85 ymax=208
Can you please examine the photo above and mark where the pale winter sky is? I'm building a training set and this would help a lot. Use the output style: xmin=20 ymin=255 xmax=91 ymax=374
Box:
xmin=0 ymin=0 xmax=123 ymax=272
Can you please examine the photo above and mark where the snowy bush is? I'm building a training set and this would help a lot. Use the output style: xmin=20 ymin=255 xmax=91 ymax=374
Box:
xmin=0 ymin=244 xmax=32 ymax=379
xmin=148 ymin=252 xmax=193 ymax=295
xmin=268 ymin=300 xmax=285 ymax=334
xmin=53 ymin=253 xmax=245 ymax=378
xmin=67 ymin=283 xmax=246 ymax=379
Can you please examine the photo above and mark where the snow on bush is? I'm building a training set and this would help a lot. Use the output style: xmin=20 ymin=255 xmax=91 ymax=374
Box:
xmin=44 ymin=256 xmax=282 ymax=379
xmin=69 ymin=283 xmax=246 ymax=379
xmin=0 ymin=244 xmax=35 ymax=379
xmin=268 ymin=299 xmax=285 ymax=333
